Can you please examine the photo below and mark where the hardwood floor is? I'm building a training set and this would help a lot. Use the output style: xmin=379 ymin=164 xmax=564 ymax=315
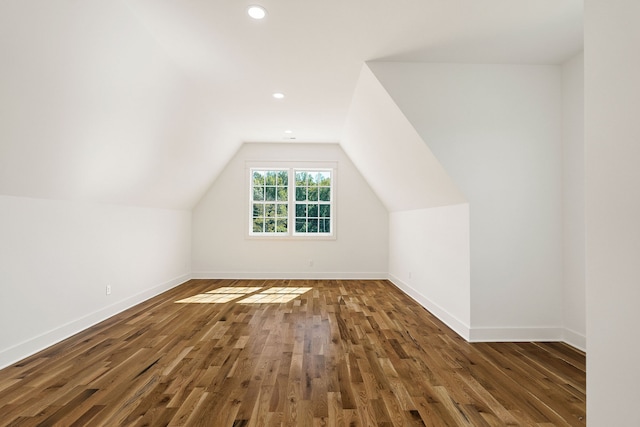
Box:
xmin=0 ymin=279 xmax=585 ymax=426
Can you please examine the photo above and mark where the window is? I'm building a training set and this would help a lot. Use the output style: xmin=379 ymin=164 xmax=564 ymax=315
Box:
xmin=294 ymin=170 xmax=331 ymax=234
xmin=251 ymin=169 xmax=289 ymax=234
xmin=250 ymin=167 xmax=334 ymax=237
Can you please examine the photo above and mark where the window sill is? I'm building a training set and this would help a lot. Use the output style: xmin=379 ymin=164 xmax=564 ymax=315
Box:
xmin=246 ymin=233 xmax=336 ymax=241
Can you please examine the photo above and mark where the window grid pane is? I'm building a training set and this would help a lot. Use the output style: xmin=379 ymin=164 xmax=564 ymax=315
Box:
xmin=293 ymin=169 xmax=332 ymax=235
xmin=251 ymin=169 xmax=289 ymax=234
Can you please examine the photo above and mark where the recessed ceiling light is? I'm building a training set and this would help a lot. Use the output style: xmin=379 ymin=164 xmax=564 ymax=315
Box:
xmin=247 ymin=5 xmax=267 ymax=20
xmin=272 ymin=92 xmax=285 ymax=99
xmin=284 ymin=130 xmax=293 ymax=134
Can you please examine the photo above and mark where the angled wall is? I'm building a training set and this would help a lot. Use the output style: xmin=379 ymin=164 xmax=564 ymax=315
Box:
xmin=369 ymin=62 xmax=564 ymax=342
xmin=0 ymin=0 xmax=222 ymax=210
xmin=342 ymin=65 xmax=471 ymax=338
xmin=340 ymin=66 xmax=466 ymax=212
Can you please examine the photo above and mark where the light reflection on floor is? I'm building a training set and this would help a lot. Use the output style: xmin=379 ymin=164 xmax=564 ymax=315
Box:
xmin=175 ymin=286 xmax=312 ymax=304
xmin=206 ymin=287 xmax=263 ymax=294
xmin=175 ymin=293 xmax=244 ymax=304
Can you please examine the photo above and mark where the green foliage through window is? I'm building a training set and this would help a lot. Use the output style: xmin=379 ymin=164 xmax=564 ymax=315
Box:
xmin=251 ymin=168 xmax=332 ymax=236
xmin=252 ymin=170 xmax=289 ymax=233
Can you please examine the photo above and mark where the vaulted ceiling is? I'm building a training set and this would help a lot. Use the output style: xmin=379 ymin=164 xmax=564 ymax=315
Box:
xmin=0 ymin=0 xmax=583 ymax=209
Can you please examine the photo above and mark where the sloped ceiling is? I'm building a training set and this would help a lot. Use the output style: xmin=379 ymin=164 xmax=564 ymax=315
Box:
xmin=0 ymin=0 xmax=583 ymax=209
xmin=342 ymin=65 xmax=466 ymax=211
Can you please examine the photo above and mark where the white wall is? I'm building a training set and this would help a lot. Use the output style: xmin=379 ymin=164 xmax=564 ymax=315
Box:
xmin=561 ymin=52 xmax=585 ymax=350
xmin=585 ymin=0 xmax=640 ymax=423
xmin=0 ymin=195 xmax=191 ymax=369
xmin=369 ymin=62 xmax=564 ymax=341
xmin=389 ymin=204 xmax=471 ymax=338
xmin=192 ymin=143 xmax=388 ymax=278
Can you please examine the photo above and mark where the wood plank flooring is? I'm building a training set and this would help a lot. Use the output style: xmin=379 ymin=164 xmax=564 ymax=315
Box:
xmin=0 ymin=279 xmax=586 ymax=426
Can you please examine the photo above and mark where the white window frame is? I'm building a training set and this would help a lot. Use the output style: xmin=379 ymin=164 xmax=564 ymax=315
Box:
xmin=247 ymin=162 xmax=336 ymax=240
xmin=249 ymin=168 xmax=290 ymax=235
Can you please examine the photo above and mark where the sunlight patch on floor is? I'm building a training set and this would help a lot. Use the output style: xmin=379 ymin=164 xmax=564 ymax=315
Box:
xmin=206 ymin=287 xmax=264 ymax=294
xmin=175 ymin=286 xmax=312 ymax=304
xmin=176 ymin=294 xmax=245 ymax=304
xmin=238 ymin=287 xmax=312 ymax=304
xmin=260 ymin=287 xmax=312 ymax=294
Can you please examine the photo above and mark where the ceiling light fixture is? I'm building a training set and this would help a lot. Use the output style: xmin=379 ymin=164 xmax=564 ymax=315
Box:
xmin=284 ymin=130 xmax=293 ymax=134
xmin=272 ymin=92 xmax=285 ymax=99
xmin=247 ymin=5 xmax=267 ymax=20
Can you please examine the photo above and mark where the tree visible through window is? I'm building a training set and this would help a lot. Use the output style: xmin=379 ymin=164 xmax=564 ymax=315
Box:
xmin=251 ymin=170 xmax=288 ymax=233
xmin=250 ymin=168 xmax=333 ymax=237
xmin=295 ymin=171 xmax=331 ymax=233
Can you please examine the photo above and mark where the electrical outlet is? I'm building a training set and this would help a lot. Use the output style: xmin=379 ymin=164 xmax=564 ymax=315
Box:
xmin=408 ymin=272 xmax=412 ymax=279
xmin=106 ymin=285 xmax=112 ymax=295
xmin=308 ymin=259 xmax=314 ymax=267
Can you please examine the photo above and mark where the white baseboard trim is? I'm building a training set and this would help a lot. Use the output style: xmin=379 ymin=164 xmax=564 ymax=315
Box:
xmin=387 ymin=275 xmax=586 ymax=352
xmin=468 ymin=327 xmax=585 ymax=352
xmin=468 ymin=326 xmax=565 ymax=343
xmin=562 ymin=328 xmax=586 ymax=352
xmin=191 ymin=271 xmax=387 ymax=280
xmin=387 ymin=274 xmax=471 ymax=341
xmin=0 ymin=273 xmax=191 ymax=370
